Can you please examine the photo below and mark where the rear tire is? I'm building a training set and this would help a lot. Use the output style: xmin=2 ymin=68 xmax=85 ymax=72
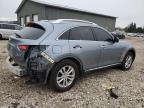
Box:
xmin=120 ymin=52 xmax=134 ymax=70
xmin=0 ymin=34 xmax=2 ymax=40
xmin=49 ymin=60 xmax=79 ymax=92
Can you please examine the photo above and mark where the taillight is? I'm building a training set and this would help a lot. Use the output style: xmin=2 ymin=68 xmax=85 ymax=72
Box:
xmin=18 ymin=45 xmax=29 ymax=52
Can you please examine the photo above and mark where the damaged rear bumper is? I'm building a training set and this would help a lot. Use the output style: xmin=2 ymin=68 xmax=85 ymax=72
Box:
xmin=6 ymin=57 xmax=27 ymax=76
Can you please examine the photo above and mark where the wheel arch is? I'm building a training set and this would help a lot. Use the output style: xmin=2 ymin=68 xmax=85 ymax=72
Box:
xmin=58 ymin=57 xmax=83 ymax=73
xmin=0 ymin=33 xmax=3 ymax=39
xmin=121 ymin=48 xmax=136 ymax=63
xmin=45 ymin=56 xmax=84 ymax=83
xmin=55 ymin=56 xmax=84 ymax=74
xmin=127 ymin=48 xmax=136 ymax=60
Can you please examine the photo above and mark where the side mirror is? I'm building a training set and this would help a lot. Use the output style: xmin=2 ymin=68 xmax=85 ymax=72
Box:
xmin=114 ymin=36 xmax=119 ymax=43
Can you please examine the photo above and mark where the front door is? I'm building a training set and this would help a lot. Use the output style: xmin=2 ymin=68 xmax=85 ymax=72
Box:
xmin=100 ymin=41 xmax=122 ymax=66
xmin=92 ymin=27 xmax=122 ymax=66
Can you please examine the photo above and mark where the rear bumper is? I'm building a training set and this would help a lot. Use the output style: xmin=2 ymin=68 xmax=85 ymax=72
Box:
xmin=6 ymin=57 xmax=27 ymax=76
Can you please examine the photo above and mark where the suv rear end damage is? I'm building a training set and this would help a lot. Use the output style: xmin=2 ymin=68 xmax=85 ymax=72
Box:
xmin=7 ymin=21 xmax=54 ymax=83
xmin=6 ymin=57 xmax=27 ymax=76
xmin=7 ymin=45 xmax=55 ymax=83
xmin=27 ymin=46 xmax=55 ymax=82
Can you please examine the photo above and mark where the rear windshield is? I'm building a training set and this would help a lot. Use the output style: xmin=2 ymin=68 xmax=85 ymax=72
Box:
xmin=16 ymin=23 xmax=45 ymax=40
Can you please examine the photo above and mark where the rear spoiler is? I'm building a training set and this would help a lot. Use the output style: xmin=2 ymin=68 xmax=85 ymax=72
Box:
xmin=26 ymin=22 xmax=45 ymax=31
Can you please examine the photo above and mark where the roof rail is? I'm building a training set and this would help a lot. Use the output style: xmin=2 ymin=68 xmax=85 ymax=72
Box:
xmin=53 ymin=19 xmax=97 ymax=25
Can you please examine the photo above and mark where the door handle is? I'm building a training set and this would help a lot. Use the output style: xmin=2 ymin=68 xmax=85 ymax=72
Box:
xmin=73 ymin=45 xmax=82 ymax=49
xmin=100 ymin=45 xmax=107 ymax=48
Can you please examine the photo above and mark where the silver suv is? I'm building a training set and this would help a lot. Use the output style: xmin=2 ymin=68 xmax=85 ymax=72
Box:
xmin=7 ymin=19 xmax=135 ymax=92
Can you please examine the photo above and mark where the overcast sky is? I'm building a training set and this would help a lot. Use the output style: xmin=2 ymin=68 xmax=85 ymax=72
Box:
xmin=0 ymin=0 xmax=144 ymax=28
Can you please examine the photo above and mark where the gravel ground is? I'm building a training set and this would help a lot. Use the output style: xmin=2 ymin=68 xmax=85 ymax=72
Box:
xmin=0 ymin=37 xmax=144 ymax=108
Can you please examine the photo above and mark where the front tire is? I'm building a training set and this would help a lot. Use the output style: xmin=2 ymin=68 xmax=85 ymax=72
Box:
xmin=121 ymin=52 xmax=134 ymax=70
xmin=49 ymin=60 xmax=79 ymax=92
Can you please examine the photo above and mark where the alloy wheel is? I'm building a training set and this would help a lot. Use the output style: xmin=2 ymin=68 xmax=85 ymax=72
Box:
xmin=56 ymin=65 xmax=75 ymax=88
xmin=125 ymin=55 xmax=133 ymax=69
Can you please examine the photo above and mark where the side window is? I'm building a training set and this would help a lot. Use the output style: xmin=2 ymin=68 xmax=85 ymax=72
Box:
xmin=3 ymin=24 xmax=8 ymax=29
xmin=93 ymin=27 xmax=113 ymax=41
xmin=69 ymin=26 xmax=94 ymax=41
xmin=79 ymin=27 xmax=94 ymax=41
xmin=1 ymin=24 xmax=5 ymax=29
xmin=10 ymin=25 xmax=15 ymax=30
xmin=59 ymin=30 xmax=70 ymax=40
xmin=70 ymin=27 xmax=81 ymax=40
xmin=6 ymin=25 xmax=12 ymax=30
xmin=1 ymin=24 xmax=4 ymax=29
xmin=7 ymin=25 xmax=11 ymax=29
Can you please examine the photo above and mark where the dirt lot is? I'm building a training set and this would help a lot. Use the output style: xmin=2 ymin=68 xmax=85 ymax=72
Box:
xmin=0 ymin=37 xmax=144 ymax=108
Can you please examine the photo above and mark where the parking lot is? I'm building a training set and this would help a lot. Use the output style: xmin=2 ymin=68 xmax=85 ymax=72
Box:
xmin=0 ymin=37 xmax=144 ymax=108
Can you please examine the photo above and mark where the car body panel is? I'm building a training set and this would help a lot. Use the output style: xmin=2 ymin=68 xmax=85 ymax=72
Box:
xmin=7 ymin=19 xmax=136 ymax=83
xmin=69 ymin=40 xmax=101 ymax=70
xmin=99 ymin=41 xmax=125 ymax=66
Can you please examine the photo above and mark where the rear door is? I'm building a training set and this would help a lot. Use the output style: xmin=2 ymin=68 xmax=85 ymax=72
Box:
xmin=69 ymin=26 xmax=101 ymax=70
xmin=92 ymin=27 xmax=123 ymax=66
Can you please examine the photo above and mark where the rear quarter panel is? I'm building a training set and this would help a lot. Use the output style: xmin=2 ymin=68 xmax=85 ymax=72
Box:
xmin=40 ymin=39 xmax=70 ymax=63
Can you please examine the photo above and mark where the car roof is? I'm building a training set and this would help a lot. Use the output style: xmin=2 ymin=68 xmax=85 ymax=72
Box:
xmin=25 ymin=19 xmax=108 ymax=42
xmin=38 ymin=19 xmax=100 ymax=28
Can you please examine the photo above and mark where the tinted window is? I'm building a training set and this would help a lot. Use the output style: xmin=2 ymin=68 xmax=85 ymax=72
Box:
xmin=70 ymin=27 xmax=94 ymax=41
xmin=7 ymin=25 xmax=11 ymax=29
xmin=9 ymin=25 xmax=15 ymax=30
xmin=93 ymin=27 xmax=113 ymax=41
xmin=70 ymin=27 xmax=81 ymax=40
xmin=0 ymin=25 xmax=1 ymax=29
xmin=0 ymin=24 xmax=5 ymax=29
xmin=16 ymin=24 xmax=45 ymax=40
xmin=79 ymin=27 xmax=94 ymax=40
xmin=3 ymin=24 xmax=8 ymax=29
xmin=59 ymin=30 xmax=69 ymax=40
xmin=0 ymin=24 xmax=15 ymax=30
